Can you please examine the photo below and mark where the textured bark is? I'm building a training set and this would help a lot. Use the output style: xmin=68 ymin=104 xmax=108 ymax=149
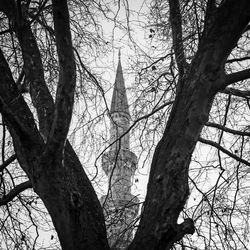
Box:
xmin=129 ymin=65 xmax=215 ymax=250
xmin=0 ymin=43 xmax=109 ymax=250
xmin=0 ymin=0 xmax=250 ymax=249
xmin=35 ymin=141 xmax=109 ymax=250
xmin=129 ymin=0 xmax=250 ymax=249
xmin=0 ymin=0 xmax=109 ymax=249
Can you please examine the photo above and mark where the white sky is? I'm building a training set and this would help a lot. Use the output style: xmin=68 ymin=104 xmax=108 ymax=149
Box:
xmin=1 ymin=1 xmax=250 ymax=248
xmin=84 ymin=0 xmax=152 ymax=200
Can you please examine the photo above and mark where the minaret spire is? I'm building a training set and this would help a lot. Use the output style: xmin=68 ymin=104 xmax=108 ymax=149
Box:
xmin=100 ymin=51 xmax=139 ymax=249
xmin=110 ymin=50 xmax=130 ymax=150
xmin=110 ymin=50 xmax=130 ymax=117
xmin=118 ymin=49 xmax=121 ymax=60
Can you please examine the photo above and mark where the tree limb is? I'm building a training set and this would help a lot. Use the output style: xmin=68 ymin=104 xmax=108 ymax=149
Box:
xmin=74 ymin=47 xmax=111 ymax=119
xmin=46 ymin=0 xmax=76 ymax=156
xmin=0 ymin=46 xmax=44 ymax=176
xmin=0 ymin=47 xmax=42 ymax=146
xmin=0 ymin=97 xmax=33 ymax=143
xmin=226 ymin=56 xmax=250 ymax=64
xmin=0 ymin=0 xmax=15 ymax=18
xmin=168 ymin=0 xmax=187 ymax=76
xmin=0 ymin=180 xmax=32 ymax=206
xmin=212 ymin=0 xmax=250 ymax=64
xmin=206 ymin=122 xmax=250 ymax=137
xmin=220 ymin=87 xmax=250 ymax=98
xmin=224 ymin=68 xmax=250 ymax=86
xmin=14 ymin=2 xmax=54 ymax=138
xmin=202 ymin=0 xmax=216 ymax=40
xmin=0 ymin=0 xmax=55 ymax=139
xmin=0 ymin=154 xmax=16 ymax=172
xmin=198 ymin=137 xmax=250 ymax=167
xmin=193 ymin=0 xmax=250 ymax=92
xmin=175 ymin=218 xmax=195 ymax=242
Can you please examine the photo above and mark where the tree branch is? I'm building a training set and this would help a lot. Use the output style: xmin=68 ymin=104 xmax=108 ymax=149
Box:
xmin=175 ymin=218 xmax=195 ymax=242
xmin=0 ymin=47 xmax=42 ymax=146
xmin=74 ymin=47 xmax=110 ymax=118
xmin=0 ymin=180 xmax=32 ymax=206
xmin=14 ymin=2 xmax=54 ymax=138
xmin=168 ymin=0 xmax=187 ymax=76
xmin=0 ymin=97 xmax=33 ymax=143
xmin=0 ymin=46 xmax=44 ymax=177
xmin=212 ymin=0 xmax=250 ymax=63
xmin=220 ymin=87 xmax=250 ymax=98
xmin=0 ymin=154 xmax=16 ymax=172
xmin=0 ymin=0 xmax=55 ymax=139
xmin=198 ymin=137 xmax=250 ymax=167
xmin=0 ymin=0 xmax=15 ymax=18
xmin=202 ymin=0 xmax=216 ymax=40
xmin=46 ymin=0 xmax=76 ymax=156
xmin=226 ymin=56 xmax=250 ymax=64
xmin=206 ymin=122 xmax=250 ymax=137
xmin=194 ymin=0 xmax=250 ymax=92
xmin=224 ymin=68 xmax=250 ymax=86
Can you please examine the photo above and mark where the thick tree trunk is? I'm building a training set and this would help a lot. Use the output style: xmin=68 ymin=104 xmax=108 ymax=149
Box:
xmin=129 ymin=67 xmax=215 ymax=250
xmin=1 ymin=0 xmax=250 ymax=249
xmin=33 ymin=142 xmax=110 ymax=250
xmin=129 ymin=1 xmax=250 ymax=248
xmin=0 ymin=24 xmax=110 ymax=250
xmin=0 ymin=1 xmax=110 ymax=248
xmin=0 ymin=51 xmax=110 ymax=249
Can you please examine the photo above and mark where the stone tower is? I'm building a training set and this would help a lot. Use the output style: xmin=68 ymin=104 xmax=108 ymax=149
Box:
xmin=101 ymin=51 xmax=139 ymax=249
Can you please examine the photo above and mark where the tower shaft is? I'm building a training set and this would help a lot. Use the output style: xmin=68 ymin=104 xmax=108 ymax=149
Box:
xmin=101 ymin=52 xmax=139 ymax=250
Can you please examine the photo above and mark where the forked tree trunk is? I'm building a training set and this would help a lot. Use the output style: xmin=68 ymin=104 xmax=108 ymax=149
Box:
xmin=0 ymin=49 xmax=110 ymax=249
xmin=34 ymin=142 xmax=110 ymax=250
xmin=129 ymin=65 xmax=216 ymax=250
xmin=129 ymin=0 xmax=250 ymax=248
xmin=0 ymin=0 xmax=250 ymax=249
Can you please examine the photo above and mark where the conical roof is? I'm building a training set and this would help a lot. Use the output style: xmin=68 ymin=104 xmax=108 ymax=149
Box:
xmin=110 ymin=51 xmax=130 ymax=116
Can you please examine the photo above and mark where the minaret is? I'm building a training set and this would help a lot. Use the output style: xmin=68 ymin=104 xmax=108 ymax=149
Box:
xmin=101 ymin=51 xmax=139 ymax=250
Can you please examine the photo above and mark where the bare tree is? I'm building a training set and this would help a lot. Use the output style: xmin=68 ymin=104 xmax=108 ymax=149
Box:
xmin=128 ymin=0 xmax=250 ymax=249
xmin=1 ymin=0 xmax=250 ymax=250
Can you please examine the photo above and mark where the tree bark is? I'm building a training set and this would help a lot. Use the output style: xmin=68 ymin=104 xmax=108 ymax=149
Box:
xmin=1 ymin=0 xmax=250 ymax=249
xmin=35 ymin=141 xmax=110 ymax=250
xmin=129 ymin=1 xmax=250 ymax=249
xmin=129 ymin=64 xmax=215 ymax=250
xmin=0 ymin=0 xmax=109 ymax=249
xmin=0 ymin=43 xmax=110 ymax=250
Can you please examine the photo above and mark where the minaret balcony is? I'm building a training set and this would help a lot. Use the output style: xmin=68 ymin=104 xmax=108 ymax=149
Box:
xmin=101 ymin=149 xmax=137 ymax=176
xmin=101 ymin=193 xmax=140 ymax=215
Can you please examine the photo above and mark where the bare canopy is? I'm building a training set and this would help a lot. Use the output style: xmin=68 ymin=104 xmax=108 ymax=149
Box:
xmin=0 ymin=0 xmax=250 ymax=249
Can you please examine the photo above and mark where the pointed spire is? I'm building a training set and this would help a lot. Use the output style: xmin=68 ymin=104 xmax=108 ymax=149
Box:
xmin=118 ymin=49 xmax=121 ymax=60
xmin=110 ymin=50 xmax=130 ymax=117
xmin=101 ymin=49 xmax=139 ymax=249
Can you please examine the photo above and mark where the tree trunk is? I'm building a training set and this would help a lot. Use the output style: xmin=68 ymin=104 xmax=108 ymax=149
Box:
xmin=1 ymin=0 xmax=250 ymax=249
xmin=129 ymin=1 xmax=250 ymax=248
xmin=129 ymin=66 xmax=215 ymax=250
xmin=0 ymin=24 xmax=110 ymax=250
xmin=33 ymin=142 xmax=110 ymax=250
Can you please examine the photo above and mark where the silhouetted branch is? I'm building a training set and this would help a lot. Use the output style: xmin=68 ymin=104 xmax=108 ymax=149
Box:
xmin=206 ymin=122 xmax=250 ymax=136
xmin=199 ymin=137 xmax=250 ymax=167
xmin=0 ymin=154 xmax=16 ymax=172
xmin=46 ymin=0 xmax=76 ymax=155
xmin=220 ymin=87 xmax=250 ymax=98
xmin=168 ymin=0 xmax=187 ymax=76
xmin=0 ymin=181 xmax=32 ymax=206
xmin=224 ymin=68 xmax=250 ymax=86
